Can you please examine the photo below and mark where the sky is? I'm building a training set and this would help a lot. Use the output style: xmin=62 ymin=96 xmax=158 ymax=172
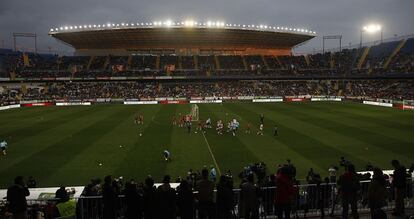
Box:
xmin=0 ymin=0 xmax=413 ymax=55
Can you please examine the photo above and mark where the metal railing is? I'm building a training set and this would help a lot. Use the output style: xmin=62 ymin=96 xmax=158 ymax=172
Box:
xmin=1 ymin=179 xmax=412 ymax=218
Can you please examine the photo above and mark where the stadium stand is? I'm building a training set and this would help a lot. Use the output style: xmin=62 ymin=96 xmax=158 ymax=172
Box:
xmin=1 ymin=37 xmax=413 ymax=79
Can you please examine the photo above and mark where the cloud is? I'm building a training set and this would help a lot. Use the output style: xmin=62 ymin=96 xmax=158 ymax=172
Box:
xmin=0 ymin=0 xmax=413 ymax=54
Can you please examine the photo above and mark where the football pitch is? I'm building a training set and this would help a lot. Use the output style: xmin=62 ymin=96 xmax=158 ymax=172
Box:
xmin=0 ymin=102 xmax=413 ymax=188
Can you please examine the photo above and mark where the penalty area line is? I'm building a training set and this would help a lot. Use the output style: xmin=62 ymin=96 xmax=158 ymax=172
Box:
xmin=201 ymin=132 xmax=222 ymax=176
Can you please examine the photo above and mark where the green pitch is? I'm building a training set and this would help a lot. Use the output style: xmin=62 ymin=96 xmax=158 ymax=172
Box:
xmin=0 ymin=102 xmax=413 ymax=188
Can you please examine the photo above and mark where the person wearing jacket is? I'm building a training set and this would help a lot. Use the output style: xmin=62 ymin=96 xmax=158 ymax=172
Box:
xmin=368 ymin=168 xmax=387 ymax=219
xmin=337 ymin=164 xmax=360 ymax=219
xmin=275 ymin=166 xmax=297 ymax=219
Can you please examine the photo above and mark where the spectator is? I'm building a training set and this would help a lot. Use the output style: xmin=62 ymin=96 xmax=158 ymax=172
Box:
xmin=195 ymin=168 xmax=216 ymax=219
xmin=275 ymin=166 xmax=296 ymax=219
xmin=102 ymin=175 xmax=118 ymax=219
xmin=240 ymin=174 xmax=260 ymax=219
xmin=27 ymin=176 xmax=36 ymax=188
xmin=216 ymin=175 xmax=234 ymax=219
xmin=337 ymin=164 xmax=360 ymax=219
xmin=156 ymin=175 xmax=177 ymax=219
xmin=124 ymin=180 xmax=143 ymax=219
xmin=55 ymin=186 xmax=69 ymax=203
xmin=7 ymin=176 xmax=30 ymax=219
xmin=391 ymin=159 xmax=407 ymax=216
xmin=177 ymin=179 xmax=195 ymax=219
xmin=368 ymin=168 xmax=387 ymax=219
xmin=143 ymin=176 xmax=157 ymax=219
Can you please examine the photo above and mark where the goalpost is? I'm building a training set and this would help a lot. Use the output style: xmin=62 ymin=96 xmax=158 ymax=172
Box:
xmin=190 ymin=104 xmax=199 ymax=121
xmin=402 ymin=100 xmax=414 ymax=110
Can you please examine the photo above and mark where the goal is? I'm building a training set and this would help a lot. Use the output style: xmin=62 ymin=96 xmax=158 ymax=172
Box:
xmin=190 ymin=104 xmax=199 ymax=121
xmin=402 ymin=100 xmax=414 ymax=110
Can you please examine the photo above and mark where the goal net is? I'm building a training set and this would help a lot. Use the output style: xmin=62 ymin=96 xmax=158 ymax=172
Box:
xmin=190 ymin=104 xmax=199 ymax=121
xmin=402 ymin=100 xmax=414 ymax=110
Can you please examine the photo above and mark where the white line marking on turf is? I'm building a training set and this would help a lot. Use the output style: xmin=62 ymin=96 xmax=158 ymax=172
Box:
xmin=201 ymin=132 xmax=222 ymax=176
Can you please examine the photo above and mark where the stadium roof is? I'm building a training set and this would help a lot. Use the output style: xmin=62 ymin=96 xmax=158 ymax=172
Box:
xmin=49 ymin=21 xmax=316 ymax=55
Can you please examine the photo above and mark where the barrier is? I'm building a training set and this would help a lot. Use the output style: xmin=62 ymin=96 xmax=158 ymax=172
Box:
xmin=123 ymin=101 xmax=158 ymax=105
xmin=363 ymin=101 xmax=393 ymax=107
xmin=56 ymin=102 xmax=91 ymax=106
xmin=159 ymin=100 xmax=188 ymax=104
xmin=0 ymin=104 xmax=20 ymax=111
xmin=252 ymin=98 xmax=283 ymax=103
xmin=311 ymin=97 xmax=342 ymax=101
xmin=1 ymin=179 xmax=410 ymax=219
xmin=21 ymin=102 xmax=54 ymax=107
xmin=189 ymin=100 xmax=222 ymax=104
xmin=285 ymin=97 xmax=309 ymax=102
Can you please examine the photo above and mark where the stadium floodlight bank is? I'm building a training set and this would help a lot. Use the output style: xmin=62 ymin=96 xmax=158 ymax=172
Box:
xmin=48 ymin=19 xmax=316 ymax=56
xmin=48 ymin=20 xmax=317 ymax=35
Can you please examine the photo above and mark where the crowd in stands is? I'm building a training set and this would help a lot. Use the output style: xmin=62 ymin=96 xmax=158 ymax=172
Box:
xmin=1 ymin=37 xmax=414 ymax=79
xmin=2 ymin=159 xmax=413 ymax=218
xmin=0 ymin=79 xmax=413 ymax=105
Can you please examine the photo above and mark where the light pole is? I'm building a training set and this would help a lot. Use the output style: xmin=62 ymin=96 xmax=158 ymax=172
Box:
xmin=360 ymin=24 xmax=382 ymax=47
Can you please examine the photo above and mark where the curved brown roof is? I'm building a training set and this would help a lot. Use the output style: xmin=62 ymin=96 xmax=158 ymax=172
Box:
xmin=50 ymin=27 xmax=315 ymax=51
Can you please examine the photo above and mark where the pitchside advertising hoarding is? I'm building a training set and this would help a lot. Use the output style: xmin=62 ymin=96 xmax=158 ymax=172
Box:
xmin=56 ymin=102 xmax=92 ymax=106
xmin=124 ymin=101 xmax=158 ymax=105
xmin=362 ymin=100 xmax=393 ymax=107
xmin=0 ymin=104 xmax=20 ymax=111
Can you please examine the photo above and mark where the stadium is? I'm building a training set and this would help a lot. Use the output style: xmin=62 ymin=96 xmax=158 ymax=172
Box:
xmin=0 ymin=12 xmax=414 ymax=219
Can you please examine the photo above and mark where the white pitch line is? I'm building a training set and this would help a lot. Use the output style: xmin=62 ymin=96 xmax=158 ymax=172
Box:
xmin=201 ymin=132 xmax=222 ymax=176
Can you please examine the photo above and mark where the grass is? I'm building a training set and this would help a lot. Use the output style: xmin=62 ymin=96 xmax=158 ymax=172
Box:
xmin=0 ymin=102 xmax=413 ymax=188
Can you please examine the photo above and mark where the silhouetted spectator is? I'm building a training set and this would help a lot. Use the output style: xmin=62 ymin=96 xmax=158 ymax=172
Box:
xmin=216 ymin=175 xmax=234 ymax=219
xmin=124 ymin=180 xmax=143 ymax=219
xmin=102 ymin=175 xmax=118 ymax=219
xmin=156 ymin=175 xmax=177 ymax=219
xmin=177 ymin=179 xmax=195 ymax=219
xmin=27 ymin=176 xmax=36 ymax=188
xmin=391 ymin=159 xmax=407 ymax=216
xmin=7 ymin=176 xmax=30 ymax=219
xmin=55 ymin=186 xmax=69 ymax=203
xmin=240 ymin=174 xmax=259 ymax=219
xmin=195 ymin=168 xmax=216 ymax=219
xmin=143 ymin=176 xmax=157 ymax=219
xmin=368 ymin=168 xmax=387 ymax=219
xmin=275 ymin=166 xmax=296 ymax=219
xmin=337 ymin=164 xmax=360 ymax=219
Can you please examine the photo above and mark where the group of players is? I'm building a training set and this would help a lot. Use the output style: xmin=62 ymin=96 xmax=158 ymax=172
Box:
xmin=134 ymin=112 xmax=278 ymax=137
xmin=134 ymin=113 xmax=278 ymax=136
xmin=168 ymin=113 xmax=278 ymax=137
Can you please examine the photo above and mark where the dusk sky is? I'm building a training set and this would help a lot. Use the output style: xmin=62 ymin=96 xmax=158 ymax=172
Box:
xmin=1 ymin=0 xmax=413 ymax=55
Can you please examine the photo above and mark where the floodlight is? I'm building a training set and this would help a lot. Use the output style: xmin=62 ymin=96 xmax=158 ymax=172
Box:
xmin=165 ymin=20 xmax=173 ymax=26
xmin=363 ymin=24 xmax=381 ymax=33
xmin=184 ymin=20 xmax=194 ymax=27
